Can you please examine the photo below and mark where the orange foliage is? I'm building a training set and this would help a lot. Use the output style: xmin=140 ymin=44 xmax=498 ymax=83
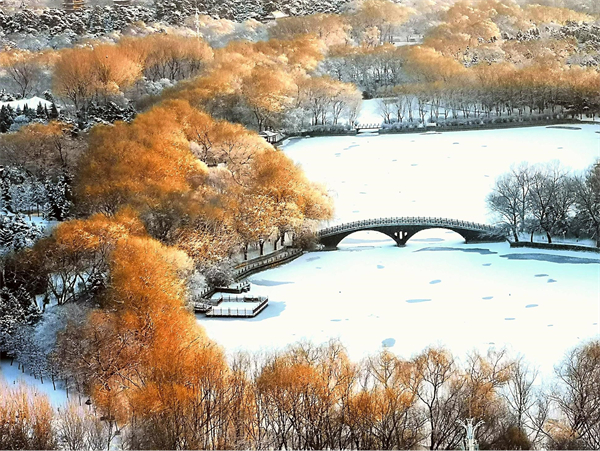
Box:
xmin=76 ymin=100 xmax=208 ymax=214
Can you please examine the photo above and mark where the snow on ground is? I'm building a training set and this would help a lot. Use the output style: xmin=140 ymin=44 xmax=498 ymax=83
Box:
xmin=198 ymin=124 xmax=600 ymax=378
xmin=0 ymin=360 xmax=68 ymax=406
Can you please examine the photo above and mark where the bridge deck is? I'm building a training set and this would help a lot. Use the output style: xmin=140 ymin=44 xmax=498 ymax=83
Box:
xmin=318 ymin=217 xmax=501 ymax=238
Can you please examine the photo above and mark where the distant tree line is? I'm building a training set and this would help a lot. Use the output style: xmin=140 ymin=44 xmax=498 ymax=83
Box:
xmin=487 ymin=161 xmax=600 ymax=246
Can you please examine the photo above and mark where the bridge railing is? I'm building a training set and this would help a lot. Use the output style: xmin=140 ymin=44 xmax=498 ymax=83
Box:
xmin=317 ymin=217 xmax=502 ymax=237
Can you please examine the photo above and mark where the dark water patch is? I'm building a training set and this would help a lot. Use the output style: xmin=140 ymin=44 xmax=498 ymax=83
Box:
xmin=499 ymin=253 xmax=600 ymax=264
xmin=525 ymin=304 xmax=539 ymax=308
xmin=482 ymin=296 xmax=493 ymax=300
xmin=406 ymin=299 xmax=432 ymax=304
xmin=547 ymin=125 xmax=581 ymax=130
xmin=412 ymin=238 xmax=445 ymax=242
xmin=377 ymin=265 xmax=385 ymax=269
xmin=505 ymin=317 xmax=516 ymax=321
xmin=416 ymin=247 xmax=497 ymax=255
xmin=547 ymin=278 xmax=557 ymax=283
xmin=482 ymin=263 xmax=492 ymax=267
xmin=429 ymin=279 xmax=442 ymax=284
xmin=251 ymin=279 xmax=294 ymax=286
xmin=534 ymin=274 xmax=548 ymax=277
xmin=382 ymin=338 xmax=396 ymax=347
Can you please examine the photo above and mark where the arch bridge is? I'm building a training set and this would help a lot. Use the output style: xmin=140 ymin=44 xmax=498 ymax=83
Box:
xmin=316 ymin=217 xmax=505 ymax=249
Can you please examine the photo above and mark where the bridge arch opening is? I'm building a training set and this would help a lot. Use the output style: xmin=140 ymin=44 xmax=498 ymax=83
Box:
xmin=337 ymin=230 xmax=398 ymax=248
xmin=405 ymin=228 xmax=466 ymax=246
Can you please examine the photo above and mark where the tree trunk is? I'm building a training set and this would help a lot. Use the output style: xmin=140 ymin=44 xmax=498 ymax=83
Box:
xmin=513 ymin=229 xmax=519 ymax=242
xmin=546 ymin=231 xmax=552 ymax=244
xmin=259 ymin=241 xmax=264 ymax=256
xmin=243 ymin=244 xmax=248 ymax=261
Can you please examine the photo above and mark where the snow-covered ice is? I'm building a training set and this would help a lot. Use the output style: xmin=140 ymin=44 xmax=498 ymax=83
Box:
xmin=198 ymin=234 xmax=599 ymax=377
xmin=198 ymin=125 xmax=600 ymax=377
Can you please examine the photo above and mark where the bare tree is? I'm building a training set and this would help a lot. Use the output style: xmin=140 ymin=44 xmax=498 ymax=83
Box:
xmin=412 ymin=347 xmax=466 ymax=450
xmin=551 ymin=340 xmax=600 ymax=450
xmin=528 ymin=163 xmax=574 ymax=243
xmin=572 ymin=161 xmax=600 ymax=247
xmin=7 ymin=60 xmax=41 ymax=99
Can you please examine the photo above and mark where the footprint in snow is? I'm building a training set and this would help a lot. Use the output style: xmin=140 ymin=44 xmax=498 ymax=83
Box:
xmin=429 ymin=279 xmax=442 ymax=284
xmin=482 ymin=263 xmax=492 ymax=267
xmin=482 ymin=296 xmax=493 ymax=300
xmin=525 ymin=304 xmax=539 ymax=308
xmin=547 ymin=278 xmax=557 ymax=283
xmin=377 ymin=265 xmax=385 ymax=269
xmin=534 ymin=274 xmax=548 ymax=277
xmin=505 ymin=317 xmax=516 ymax=321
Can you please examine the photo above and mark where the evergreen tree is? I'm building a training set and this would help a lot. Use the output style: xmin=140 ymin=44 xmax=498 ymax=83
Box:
xmin=43 ymin=173 xmax=73 ymax=221
xmin=36 ymin=102 xmax=45 ymax=119
xmin=0 ymin=286 xmax=41 ymax=357
xmin=0 ymin=106 xmax=12 ymax=133
xmin=49 ymin=102 xmax=59 ymax=120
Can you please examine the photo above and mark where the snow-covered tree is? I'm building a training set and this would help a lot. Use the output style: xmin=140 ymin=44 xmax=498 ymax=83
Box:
xmin=44 ymin=173 xmax=73 ymax=221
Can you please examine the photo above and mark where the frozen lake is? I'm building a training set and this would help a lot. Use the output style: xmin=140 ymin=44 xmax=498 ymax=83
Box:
xmin=198 ymin=124 xmax=600 ymax=376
